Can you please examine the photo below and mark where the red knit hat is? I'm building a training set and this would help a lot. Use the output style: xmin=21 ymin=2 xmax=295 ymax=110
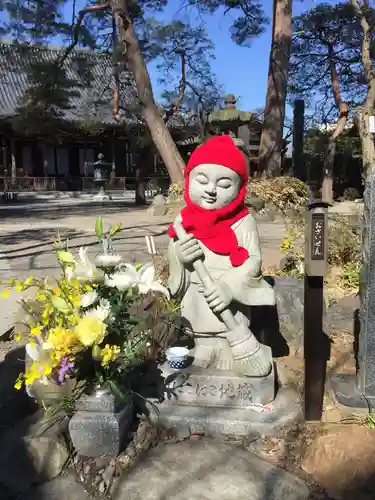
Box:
xmin=185 ymin=135 xmax=248 ymax=183
xmin=168 ymin=135 xmax=250 ymax=267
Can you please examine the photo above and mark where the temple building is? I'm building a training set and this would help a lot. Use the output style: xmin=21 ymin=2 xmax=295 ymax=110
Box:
xmin=0 ymin=40 xmax=196 ymax=190
xmin=0 ymin=40 xmax=263 ymax=192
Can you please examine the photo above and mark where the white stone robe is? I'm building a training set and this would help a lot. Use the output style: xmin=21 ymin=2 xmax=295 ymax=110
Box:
xmin=167 ymin=213 xmax=276 ymax=335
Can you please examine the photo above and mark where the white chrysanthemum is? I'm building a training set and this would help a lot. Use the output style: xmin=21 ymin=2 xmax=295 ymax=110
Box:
xmin=95 ymin=254 xmax=123 ymax=268
xmin=84 ymin=299 xmax=112 ymax=322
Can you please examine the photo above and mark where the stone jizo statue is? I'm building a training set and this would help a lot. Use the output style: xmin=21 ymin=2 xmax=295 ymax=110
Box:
xmin=167 ymin=135 xmax=276 ymax=378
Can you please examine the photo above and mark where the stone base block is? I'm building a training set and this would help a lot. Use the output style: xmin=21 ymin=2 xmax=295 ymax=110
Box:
xmin=329 ymin=373 xmax=372 ymax=413
xmin=92 ymin=193 xmax=112 ymax=201
xmin=153 ymin=387 xmax=301 ymax=437
xmin=161 ymin=361 xmax=275 ymax=407
xmin=68 ymin=395 xmax=133 ymax=458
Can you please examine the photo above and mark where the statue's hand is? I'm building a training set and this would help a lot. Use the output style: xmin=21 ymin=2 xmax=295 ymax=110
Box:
xmin=203 ymin=281 xmax=232 ymax=313
xmin=175 ymin=234 xmax=204 ymax=264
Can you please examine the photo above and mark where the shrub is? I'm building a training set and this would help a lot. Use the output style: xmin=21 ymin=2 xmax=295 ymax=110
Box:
xmin=246 ymin=177 xmax=309 ymax=215
xmin=341 ymin=187 xmax=361 ymax=201
xmin=279 ymin=212 xmax=362 ymax=294
xmin=169 ymin=176 xmax=310 ymax=216
xmin=168 ymin=182 xmax=184 ymax=201
xmin=337 ymin=262 xmax=360 ymax=292
xmin=328 ymin=214 xmax=361 ymax=267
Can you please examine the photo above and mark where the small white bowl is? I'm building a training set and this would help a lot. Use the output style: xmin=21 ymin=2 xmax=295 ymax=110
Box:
xmin=165 ymin=347 xmax=189 ymax=369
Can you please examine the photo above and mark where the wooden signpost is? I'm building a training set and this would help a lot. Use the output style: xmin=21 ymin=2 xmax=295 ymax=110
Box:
xmin=304 ymin=200 xmax=331 ymax=421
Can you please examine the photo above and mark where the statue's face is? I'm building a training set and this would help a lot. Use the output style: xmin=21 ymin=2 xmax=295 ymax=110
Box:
xmin=188 ymin=163 xmax=241 ymax=210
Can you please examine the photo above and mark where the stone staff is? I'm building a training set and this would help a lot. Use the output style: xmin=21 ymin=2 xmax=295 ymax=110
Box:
xmin=173 ymin=214 xmax=272 ymax=377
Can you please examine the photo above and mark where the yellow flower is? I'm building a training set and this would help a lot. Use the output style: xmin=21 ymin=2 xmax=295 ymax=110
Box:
xmin=53 ymin=287 xmax=61 ymax=297
xmin=36 ymin=294 xmax=47 ymax=301
xmin=25 ymin=361 xmax=42 ymax=386
xmin=71 ymin=278 xmax=81 ymax=289
xmin=30 ymin=325 xmax=42 ymax=337
xmin=8 ymin=277 xmax=16 ymax=287
xmin=24 ymin=276 xmax=34 ymax=286
xmin=100 ymin=344 xmax=120 ymax=366
xmin=14 ymin=332 xmax=22 ymax=342
xmin=42 ymin=363 xmax=53 ymax=376
xmin=0 ymin=288 xmax=10 ymax=298
xmin=44 ymin=326 xmax=78 ymax=361
xmin=69 ymin=295 xmax=81 ymax=308
xmin=14 ymin=376 xmax=23 ymax=390
xmin=74 ymin=316 xmax=106 ymax=347
xmin=16 ymin=281 xmax=24 ymax=292
xmin=41 ymin=304 xmax=53 ymax=324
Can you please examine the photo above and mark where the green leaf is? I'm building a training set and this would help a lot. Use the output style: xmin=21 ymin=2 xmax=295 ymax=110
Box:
xmin=95 ymin=216 xmax=103 ymax=239
xmin=51 ymin=296 xmax=71 ymax=314
xmin=127 ymin=315 xmax=143 ymax=325
xmin=56 ymin=251 xmax=75 ymax=264
xmin=107 ymin=380 xmax=131 ymax=403
xmin=109 ymin=223 xmax=121 ymax=237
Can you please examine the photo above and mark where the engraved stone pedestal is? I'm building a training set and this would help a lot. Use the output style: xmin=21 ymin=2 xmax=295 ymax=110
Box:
xmin=153 ymin=356 xmax=302 ymax=437
xmin=162 ymin=360 xmax=276 ymax=406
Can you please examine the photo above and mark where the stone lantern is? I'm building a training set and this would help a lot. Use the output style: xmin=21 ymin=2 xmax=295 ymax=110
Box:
xmin=207 ymin=94 xmax=261 ymax=173
xmin=91 ymin=153 xmax=112 ymax=201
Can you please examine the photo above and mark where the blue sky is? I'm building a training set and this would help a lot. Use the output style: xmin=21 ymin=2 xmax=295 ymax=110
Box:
xmin=66 ymin=0 xmax=335 ymax=117
xmin=2 ymin=0 xmax=338 ymax=117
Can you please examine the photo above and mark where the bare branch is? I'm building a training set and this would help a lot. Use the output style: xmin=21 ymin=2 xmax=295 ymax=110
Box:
xmin=72 ymin=0 xmax=77 ymax=27
xmin=163 ymin=49 xmax=186 ymax=123
xmin=59 ymin=2 xmax=110 ymax=67
xmin=111 ymin=0 xmax=185 ymax=182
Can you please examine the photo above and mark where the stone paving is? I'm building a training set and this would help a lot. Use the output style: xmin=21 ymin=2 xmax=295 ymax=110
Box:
xmin=0 ymin=198 xmax=286 ymax=281
xmin=0 ymin=196 xmax=362 ymax=338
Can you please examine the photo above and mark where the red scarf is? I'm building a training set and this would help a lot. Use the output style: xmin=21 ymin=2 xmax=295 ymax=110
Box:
xmin=168 ymin=178 xmax=249 ymax=267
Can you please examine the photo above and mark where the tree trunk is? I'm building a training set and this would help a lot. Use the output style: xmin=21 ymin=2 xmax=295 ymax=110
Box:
xmin=135 ymin=166 xmax=147 ymax=205
xmin=258 ymin=0 xmax=292 ymax=177
xmin=110 ymin=0 xmax=185 ymax=184
xmin=321 ymin=140 xmax=336 ymax=203
xmin=355 ymin=112 xmax=375 ymax=180
xmin=352 ymin=0 xmax=375 ymax=180
xmin=321 ymin=101 xmax=348 ymax=203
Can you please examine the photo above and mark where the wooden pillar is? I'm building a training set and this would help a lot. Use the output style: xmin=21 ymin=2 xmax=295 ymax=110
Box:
xmin=292 ymin=99 xmax=305 ymax=181
xmin=1 ymin=136 xmax=8 ymax=173
xmin=111 ymin=135 xmax=116 ymax=175
xmin=69 ymin=144 xmax=79 ymax=177
xmin=10 ymin=138 xmax=16 ymax=179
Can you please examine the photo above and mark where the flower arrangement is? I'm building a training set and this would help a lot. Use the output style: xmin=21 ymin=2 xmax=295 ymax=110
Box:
xmin=0 ymin=217 xmax=169 ymax=402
